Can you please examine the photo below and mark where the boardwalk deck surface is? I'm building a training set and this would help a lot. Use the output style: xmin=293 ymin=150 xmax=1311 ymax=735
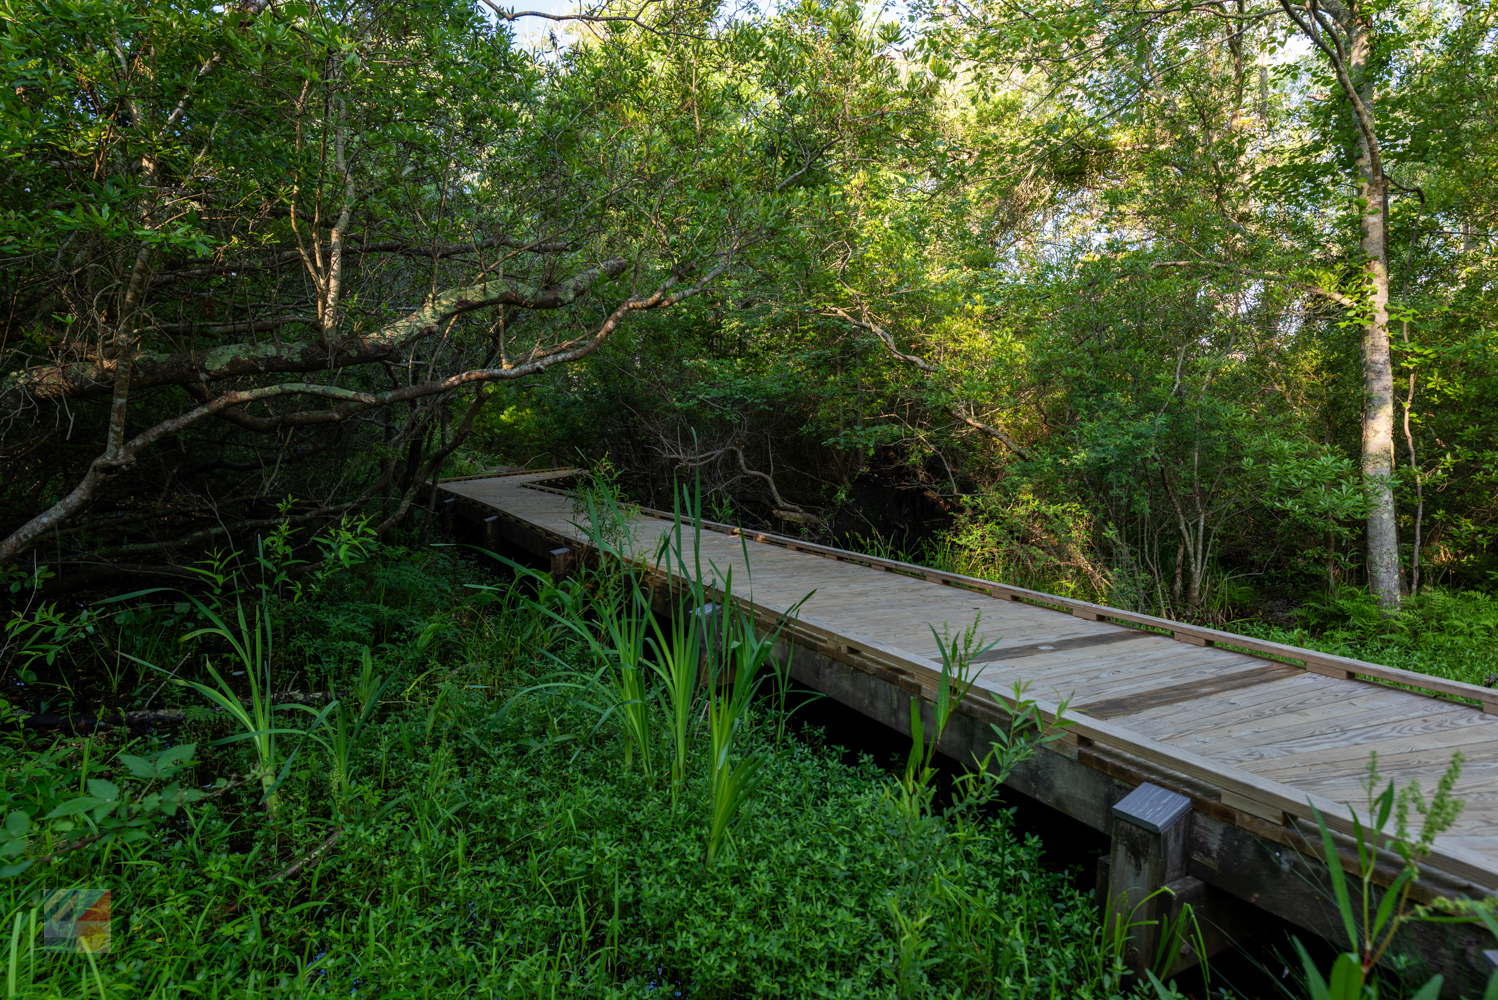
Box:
xmin=439 ymin=470 xmax=1498 ymax=891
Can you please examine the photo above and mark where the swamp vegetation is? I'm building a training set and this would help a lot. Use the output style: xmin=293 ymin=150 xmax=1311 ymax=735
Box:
xmin=3 ymin=0 xmax=1498 ymax=995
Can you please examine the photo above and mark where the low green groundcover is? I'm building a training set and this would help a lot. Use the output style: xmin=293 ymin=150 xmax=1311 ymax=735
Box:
xmin=5 ymin=695 xmax=1114 ymax=999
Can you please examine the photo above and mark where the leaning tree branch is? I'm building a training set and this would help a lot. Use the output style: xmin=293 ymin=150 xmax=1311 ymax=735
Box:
xmin=1150 ymin=260 xmax=1362 ymax=310
xmin=668 ymin=442 xmax=822 ymax=524
xmin=375 ymin=388 xmax=494 ymax=536
xmin=0 ymin=258 xmax=731 ymax=565
xmin=2 ymin=257 xmax=631 ymax=407
xmin=1277 ymin=0 xmax=1382 ymax=178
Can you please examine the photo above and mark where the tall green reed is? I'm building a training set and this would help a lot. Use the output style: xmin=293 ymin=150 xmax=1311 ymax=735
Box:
xmin=171 ymin=594 xmax=310 ymax=815
xmin=538 ymin=463 xmax=814 ymax=855
xmin=1290 ymin=751 xmax=1497 ymax=1000
xmin=700 ymin=589 xmax=771 ymax=864
xmin=305 ymin=645 xmax=396 ymax=815
xmin=902 ymin=615 xmax=994 ymax=799
xmin=643 ymin=479 xmax=713 ymax=805
xmin=644 ymin=471 xmax=804 ymax=838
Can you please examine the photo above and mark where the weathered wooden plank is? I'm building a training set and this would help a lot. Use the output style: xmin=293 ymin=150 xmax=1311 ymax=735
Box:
xmin=1243 ymin=733 xmax=1498 ymax=780
xmin=1210 ymin=705 xmax=1489 ymax=766
xmin=1181 ymin=695 xmax=1474 ymax=760
xmin=1079 ymin=665 xmax=1302 ymax=721
xmin=973 ymin=643 xmax=1240 ymax=694
xmin=1137 ymin=678 xmax=1428 ymax=746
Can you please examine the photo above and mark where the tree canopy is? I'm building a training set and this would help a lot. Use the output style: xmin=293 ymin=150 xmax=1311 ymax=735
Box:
xmin=4 ymin=0 xmax=1496 ymax=612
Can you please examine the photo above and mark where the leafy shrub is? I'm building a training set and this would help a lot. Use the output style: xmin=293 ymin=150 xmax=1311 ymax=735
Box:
xmin=1229 ymin=587 xmax=1498 ymax=687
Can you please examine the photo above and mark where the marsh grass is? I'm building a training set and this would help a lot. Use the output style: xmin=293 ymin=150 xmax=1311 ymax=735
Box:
xmin=166 ymin=593 xmax=315 ymax=816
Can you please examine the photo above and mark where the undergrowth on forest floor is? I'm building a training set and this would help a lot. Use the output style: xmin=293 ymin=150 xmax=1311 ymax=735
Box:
xmin=2 ymin=494 xmax=1493 ymax=998
xmin=1223 ymin=587 xmax=1498 ymax=689
xmin=0 ymin=530 xmax=1125 ymax=998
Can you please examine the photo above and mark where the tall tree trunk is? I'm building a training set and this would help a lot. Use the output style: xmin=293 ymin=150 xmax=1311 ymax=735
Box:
xmin=1344 ymin=9 xmax=1402 ymax=609
xmin=1283 ymin=0 xmax=1405 ymax=608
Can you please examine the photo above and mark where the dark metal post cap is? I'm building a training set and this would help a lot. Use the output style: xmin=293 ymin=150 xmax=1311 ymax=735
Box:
xmin=1113 ymin=782 xmax=1193 ymax=833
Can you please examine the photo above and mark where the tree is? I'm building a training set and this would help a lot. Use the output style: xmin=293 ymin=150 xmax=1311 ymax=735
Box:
xmin=1275 ymin=0 xmax=1401 ymax=605
xmin=0 ymin=0 xmax=757 ymax=578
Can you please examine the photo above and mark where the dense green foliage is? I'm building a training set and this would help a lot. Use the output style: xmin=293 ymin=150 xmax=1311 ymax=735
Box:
xmin=0 ymin=545 xmax=1137 ymax=999
xmin=1234 ymin=587 xmax=1498 ymax=688
xmin=3 ymin=0 xmax=1497 ymax=642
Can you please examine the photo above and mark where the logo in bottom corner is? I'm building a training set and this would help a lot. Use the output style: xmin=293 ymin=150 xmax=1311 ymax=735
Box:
xmin=43 ymin=886 xmax=111 ymax=953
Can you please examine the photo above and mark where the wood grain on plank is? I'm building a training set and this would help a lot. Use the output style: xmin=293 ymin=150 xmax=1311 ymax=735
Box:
xmin=1243 ymin=733 xmax=1498 ymax=784
xmin=1077 ymin=664 xmax=1301 ymax=720
xmin=1135 ymin=677 xmax=1420 ymax=745
xmin=1177 ymin=693 xmax=1473 ymax=758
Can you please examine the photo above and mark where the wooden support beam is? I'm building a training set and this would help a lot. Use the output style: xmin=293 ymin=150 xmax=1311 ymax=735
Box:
xmin=549 ymin=547 xmax=572 ymax=585
xmin=1105 ymin=783 xmax=1193 ymax=977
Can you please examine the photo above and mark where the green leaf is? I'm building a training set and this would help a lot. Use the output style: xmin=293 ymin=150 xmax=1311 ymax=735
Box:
xmin=1326 ymin=952 xmax=1363 ymax=1000
xmin=3 ymin=811 xmax=29 ymax=838
xmin=1310 ymin=802 xmax=1360 ymax=951
xmin=86 ymin=778 xmax=119 ymax=802
xmin=117 ymin=754 xmax=157 ymax=779
xmin=1144 ymin=970 xmax=1180 ymax=999
xmin=154 ymin=743 xmax=196 ymax=770
xmin=1294 ymin=939 xmax=1334 ymax=1000
xmin=45 ymin=797 xmax=102 ymax=819
xmin=1370 ymin=865 xmax=1414 ymax=939
xmin=1408 ymin=976 xmax=1444 ymax=1000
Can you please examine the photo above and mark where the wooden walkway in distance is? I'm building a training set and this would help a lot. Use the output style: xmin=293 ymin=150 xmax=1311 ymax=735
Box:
xmin=438 ymin=470 xmax=1498 ymax=895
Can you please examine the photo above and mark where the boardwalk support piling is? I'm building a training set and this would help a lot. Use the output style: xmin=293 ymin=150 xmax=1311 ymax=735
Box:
xmin=549 ymin=547 xmax=572 ymax=585
xmin=1105 ymin=783 xmax=1193 ymax=977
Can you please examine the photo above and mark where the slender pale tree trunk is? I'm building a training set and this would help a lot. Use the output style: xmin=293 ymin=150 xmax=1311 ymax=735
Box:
xmin=1357 ymin=169 xmax=1401 ymax=606
xmin=1344 ymin=10 xmax=1402 ymax=609
xmin=1281 ymin=0 xmax=1402 ymax=607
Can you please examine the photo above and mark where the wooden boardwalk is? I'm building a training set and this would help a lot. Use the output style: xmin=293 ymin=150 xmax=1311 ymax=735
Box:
xmin=437 ymin=470 xmax=1498 ymax=898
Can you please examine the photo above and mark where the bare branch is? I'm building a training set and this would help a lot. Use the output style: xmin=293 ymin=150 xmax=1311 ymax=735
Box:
xmin=479 ymin=0 xmax=708 ymax=40
xmin=826 ymin=304 xmax=1032 ymax=460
